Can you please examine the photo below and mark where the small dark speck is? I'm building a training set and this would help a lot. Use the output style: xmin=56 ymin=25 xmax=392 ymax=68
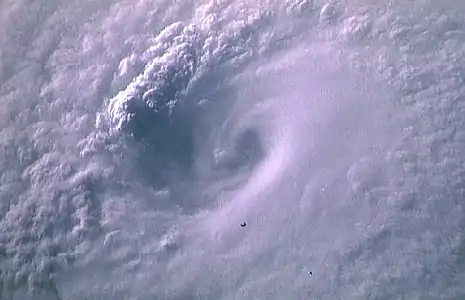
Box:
xmin=240 ymin=222 xmax=247 ymax=227
xmin=309 ymin=271 xmax=313 ymax=275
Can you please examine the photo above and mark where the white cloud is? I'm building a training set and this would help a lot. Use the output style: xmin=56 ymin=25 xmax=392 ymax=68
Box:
xmin=1 ymin=0 xmax=465 ymax=299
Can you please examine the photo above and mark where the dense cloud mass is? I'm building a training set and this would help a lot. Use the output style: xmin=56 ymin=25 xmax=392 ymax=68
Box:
xmin=1 ymin=0 xmax=465 ymax=299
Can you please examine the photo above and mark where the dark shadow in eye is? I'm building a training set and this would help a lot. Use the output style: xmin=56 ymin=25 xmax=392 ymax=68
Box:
xmin=227 ymin=128 xmax=264 ymax=171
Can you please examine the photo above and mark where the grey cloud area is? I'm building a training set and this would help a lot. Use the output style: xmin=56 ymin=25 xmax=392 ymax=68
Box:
xmin=1 ymin=0 xmax=465 ymax=299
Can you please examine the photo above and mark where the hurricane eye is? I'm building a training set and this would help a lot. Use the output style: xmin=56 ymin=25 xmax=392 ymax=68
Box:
xmin=232 ymin=128 xmax=263 ymax=168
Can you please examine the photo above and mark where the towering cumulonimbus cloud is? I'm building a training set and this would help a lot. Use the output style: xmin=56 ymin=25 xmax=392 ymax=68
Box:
xmin=106 ymin=22 xmax=201 ymax=136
